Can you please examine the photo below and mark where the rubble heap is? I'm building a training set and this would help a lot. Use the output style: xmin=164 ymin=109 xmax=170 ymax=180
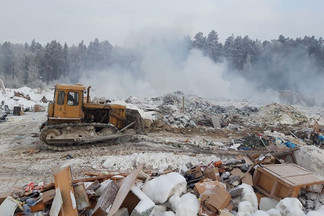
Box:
xmin=1 ymin=148 xmax=324 ymax=216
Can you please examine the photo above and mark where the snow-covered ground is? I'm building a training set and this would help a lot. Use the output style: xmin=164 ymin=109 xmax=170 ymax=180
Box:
xmin=0 ymin=86 xmax=53 ymax=110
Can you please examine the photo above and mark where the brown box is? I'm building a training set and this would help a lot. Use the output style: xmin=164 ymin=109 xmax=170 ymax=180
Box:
xmin=253 ymin=164 xmax=324 ymax=200
xmin=204 ymin=167 xmax=221 ymax=181
xmin=204 ymin=186 xmax=231 ymax=212
xmin=186 ymin=166 xmax=203 ymax=178
xmin=194 ymin=181 xmax=225 ymax=195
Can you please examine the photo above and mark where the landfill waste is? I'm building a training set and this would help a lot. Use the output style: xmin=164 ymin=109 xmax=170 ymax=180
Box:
xmin=1 ymin=88 xmax=324 ymax=215
xmin=0 ymin=148 xmax=323 ymax=216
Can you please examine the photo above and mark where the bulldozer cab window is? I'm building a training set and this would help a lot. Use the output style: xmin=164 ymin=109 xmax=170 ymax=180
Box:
xmin=57 ymin=91 xmax=65 ymax=105
xmin=67 ymin=91 xmax=79 ymax=106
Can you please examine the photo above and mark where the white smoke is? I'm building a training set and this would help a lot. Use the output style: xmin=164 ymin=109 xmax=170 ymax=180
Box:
xmin=79 ymin=29 xmax=280 ymax=102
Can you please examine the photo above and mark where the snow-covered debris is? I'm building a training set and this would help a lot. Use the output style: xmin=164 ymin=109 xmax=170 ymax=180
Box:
xmin=275 ymin=198 xmax=306 ymax=216
xmin=237 ymin=201 xmax=255 ymax=216
xmin=102 ymin=152 xmax=221 ymax=172
xmin=150 ymin=205 xmax=168 ymax=216
xmin=267 ymin=208 xmax=281 ymax=216
xmin=168 ymin=193 xmax=199 ymax=216
xmin=295 ymin=146 xmax=324 ymax=177
xmin=142 ymin=172 xmax=186 ymax=204
xmin=251 ymin=103 xmax=308 ymax=126
xmin=130 ymin=186 xmax=155 ymax=216
xmin=0 ymin=87 xmax=53 ymax=110
xmin=306 ymin=205 xmax=324 ymax=216
xmin=161 ymin=212 xmax=175 ymax=216
xmin=260 ymin=198 xmax=279 ymax=211
xmin=251 ymin=210 xmax=270 ymax=216
xmin=237 ymin=183 xmax=258 ymax=211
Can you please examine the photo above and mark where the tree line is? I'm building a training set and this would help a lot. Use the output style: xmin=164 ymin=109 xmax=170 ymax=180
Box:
xmin=0 ymin=32 xmax=323 ymax=93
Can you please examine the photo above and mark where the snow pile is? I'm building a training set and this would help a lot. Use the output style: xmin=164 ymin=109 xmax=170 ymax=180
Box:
xmin=237 ymin=201 xmax=255 ymax=216
xmin=0 ymin=87 xmax=53 ymax=110
xmin=168 ymin=193 xmax=199 ymax=216
xmin=237 ymin=183 xmax=258 ymax=211
xmin=294 ymin=146 xmax=324 ymax=177
xmin=102 ymin=152 xmax=221 ymax=172
xmin=142 ymin=172 xmax=186 ymax=204
xmin=130 ymin=186 xmax=155 ymax=215
xmin=307 ymin=205 xmax=324 ymax=216
xmin=275 ymin=198 xmax=305 ymax=216
xmin=267 ymin=208 xmax=281 ymax=216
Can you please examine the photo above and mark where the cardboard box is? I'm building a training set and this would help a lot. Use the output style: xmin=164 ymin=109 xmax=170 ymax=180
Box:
xmin=230 ymin=168 xmax=245 ymax=179
xmin=204 ymin=186 xmax=231 ymax=212
xmin=186 ymin=166 xmax=203 ymax=178
xmin=242 ymin=173 xmax=253 ymax=186
xmin=194 ymin=181 xmax=225 ymax=196
xmin=204 ymin=167 xmax=221 ymax=181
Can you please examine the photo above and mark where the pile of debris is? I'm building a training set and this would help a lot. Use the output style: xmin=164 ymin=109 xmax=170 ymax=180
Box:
xmin=279 ymin=90 xmax=316 ymax=107
xmin=124 ymin=92 xmax=260 ymax=130
xmin=124 ymin=92 xmax=312 ymax=133
xmin=1 ymin=149 xmax=324 ymax=216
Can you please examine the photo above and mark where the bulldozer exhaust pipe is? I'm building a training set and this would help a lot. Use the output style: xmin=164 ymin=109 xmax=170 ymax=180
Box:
xmin=87 ymin=86 xmax=91 ymax=103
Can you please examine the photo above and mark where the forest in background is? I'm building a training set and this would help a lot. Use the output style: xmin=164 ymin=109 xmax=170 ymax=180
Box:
xmin=0 ymin=31 xmax=323 ymax=97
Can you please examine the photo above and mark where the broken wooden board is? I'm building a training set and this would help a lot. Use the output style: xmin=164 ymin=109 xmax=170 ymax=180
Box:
xmin=30 ymin=201 xmax=45 ymax=212
xmin=43 ymin=189 xmax=56 ymax=204
xmin=50 ymin=188 xmax=63 ymax=216
xmin=107 ymin=166 xmax=143 ymax=216
xmin=74 ymin=183 xmax=90 ymax=211
xmin=54 ymin=166 xmax=78 ymax=216
xmin=86 ymin=180 xmax=101 ymax=191
xmin=253 ymin=163 xmax=324 ymax=200
xmin=92 ymin=180 xmax=119 ymax=216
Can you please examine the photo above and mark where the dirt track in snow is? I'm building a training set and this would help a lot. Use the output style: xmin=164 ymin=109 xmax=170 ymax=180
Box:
xmin=0 ymin=112 xmax=264 ymax=192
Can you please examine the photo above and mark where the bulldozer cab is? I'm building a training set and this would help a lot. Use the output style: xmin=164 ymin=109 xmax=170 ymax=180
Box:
xmin=52 ymin=84 xmax=85 ymax=119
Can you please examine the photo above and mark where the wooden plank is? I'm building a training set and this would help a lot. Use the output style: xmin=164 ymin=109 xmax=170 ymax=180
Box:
xmin=44 ymin=174 xmax=122 ymax=192
xmin=30 ymin=201 xmax=45 ymax=212
xmin=107 ymin=166 xmax=143 ymax=216
xmin=74 ymin=183 xmax=90 ymax=211
xmin=264 ymin=164 xmax=309 ymax=177
xmin=54 ymin=167 xmax=78 ymax=216
xmin=86 ymin=180 xmax=101 ymax=191
xmin=43 ymin=189 xmax=56 ymax=204
xmin=92 ymin=180 xmax=119 ymax=216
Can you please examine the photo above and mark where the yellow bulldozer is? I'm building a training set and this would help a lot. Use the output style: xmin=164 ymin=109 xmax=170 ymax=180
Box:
xmin=40 ymin=84 xmax=143 ymax=150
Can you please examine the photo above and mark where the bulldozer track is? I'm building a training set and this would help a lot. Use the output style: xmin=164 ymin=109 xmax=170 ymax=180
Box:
xmin=40 ymin=123 xmax=133 ymax=151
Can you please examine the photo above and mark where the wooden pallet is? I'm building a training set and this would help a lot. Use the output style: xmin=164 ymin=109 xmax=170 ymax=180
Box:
xmin=253 ymin=163 xmax=324 ymax=200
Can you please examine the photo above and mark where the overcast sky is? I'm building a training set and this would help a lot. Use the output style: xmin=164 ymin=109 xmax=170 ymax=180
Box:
xmin=0 ymin=0 xmax=323 ymax=46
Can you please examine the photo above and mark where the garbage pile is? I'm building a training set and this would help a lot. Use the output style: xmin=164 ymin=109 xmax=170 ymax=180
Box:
xmin=1 ymin=149 xmax=324 ymax=216
xmin=124 ymin=92 xmax=311 ymax=131
xmin=123 ymin=92 xmax=324 ymax=148
xmin=125 ymin=92 xmax=260 ymax=130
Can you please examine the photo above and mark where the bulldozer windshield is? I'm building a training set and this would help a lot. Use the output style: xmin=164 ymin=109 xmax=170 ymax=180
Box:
xmin=67 ymin=92 xmax=79 ymax=106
